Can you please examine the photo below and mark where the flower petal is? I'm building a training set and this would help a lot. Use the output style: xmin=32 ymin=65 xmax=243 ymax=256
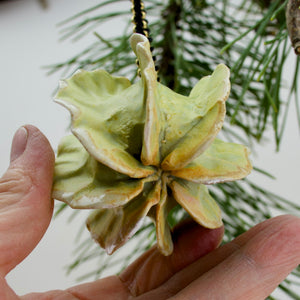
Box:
xmin=161 ymin=101 xmax=226 ymax=170
xmin=131 ymin=34 xmax=161 ymax=166
xmin=155 ymin=175 xmax=177 ymax=256
xmin=160 ymin=64 xmax=230 ymax=170
xmin=170 ymin=139 xmax=252 ymax=184
xmin=53 ymin=135 xmax=158 ymax=209
xmin=86 ymin=181 xmax=161 ymax=255
xmin=55 ymin=69 xmax=155 ymax=178
xmin=169 ymin=178 xmax=222 ymax=228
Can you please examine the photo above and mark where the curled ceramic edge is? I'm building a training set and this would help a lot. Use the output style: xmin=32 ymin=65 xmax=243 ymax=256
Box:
xmin=53 ymin=33 xmax=252 ymax=256
xmin=54 ymin=68 xmax=155 ymax=179
xmin=130 ymin=33 xmax=156 ymax=76
xmin=130 ymin=34 xmax=161 ymax=166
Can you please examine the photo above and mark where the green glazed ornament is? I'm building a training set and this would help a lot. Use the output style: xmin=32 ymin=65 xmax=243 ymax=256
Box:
xmin=53 ymin=33 xmax=252 ymax=256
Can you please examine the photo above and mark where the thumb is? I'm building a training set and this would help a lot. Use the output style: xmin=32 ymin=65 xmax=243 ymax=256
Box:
xmin=0 ymin=125 xmax=55 ymax=276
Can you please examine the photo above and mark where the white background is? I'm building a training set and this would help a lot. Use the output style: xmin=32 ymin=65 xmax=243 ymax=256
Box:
xmin=0 ymin=0 xmax=299 ymax=297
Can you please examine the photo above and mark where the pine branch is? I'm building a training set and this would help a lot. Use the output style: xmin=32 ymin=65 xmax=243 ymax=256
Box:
xmin=47 ymin=0 xmax=299 ymax=147
xmin=51 ymin=1 xmax=300 ymax=298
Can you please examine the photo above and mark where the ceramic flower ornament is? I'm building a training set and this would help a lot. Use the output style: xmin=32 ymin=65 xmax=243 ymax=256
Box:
xmin=53 ymin=33 xmax=252 ymax=256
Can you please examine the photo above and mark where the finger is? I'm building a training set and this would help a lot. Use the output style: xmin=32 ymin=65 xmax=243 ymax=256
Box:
xmin=0 ymin=125 xmax=55 ymax=276
xmin=21 ymin=220 xmax=224 ymax=300
xmin=119 ymin=219 xmax=224 ymax=296
xmin=0 ymin=277 xmax=19 ymax=300
xmin=21 ymin=276 xmax=129 ymax=300
xmin=174 ymin=214 xmax=300 ymax=299
xmin=140 ymin=215 xmax=300 ymax=299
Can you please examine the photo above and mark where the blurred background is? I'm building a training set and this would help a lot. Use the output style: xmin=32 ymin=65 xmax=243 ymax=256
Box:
xmin=0 ymin=0 xmax=299 ymax=297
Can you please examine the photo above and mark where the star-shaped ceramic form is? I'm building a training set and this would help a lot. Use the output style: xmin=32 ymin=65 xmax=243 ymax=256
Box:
xmin=53 ymin=33 xmax=252 ymax=256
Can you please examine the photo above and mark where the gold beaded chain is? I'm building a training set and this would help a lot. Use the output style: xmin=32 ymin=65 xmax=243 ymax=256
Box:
xmin=130 ymin=0 xmax=158 ymax=77
xmin=131 ymin=0 xmax=150 ymax=37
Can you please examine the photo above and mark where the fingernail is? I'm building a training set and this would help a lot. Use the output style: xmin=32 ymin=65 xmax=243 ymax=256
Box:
xmin=10 ymin=127 xmax=28 ymax=162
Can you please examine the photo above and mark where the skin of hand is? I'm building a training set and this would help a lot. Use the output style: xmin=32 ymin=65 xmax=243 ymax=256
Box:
xmin=0 ymin=125 xmax=300 ymax=300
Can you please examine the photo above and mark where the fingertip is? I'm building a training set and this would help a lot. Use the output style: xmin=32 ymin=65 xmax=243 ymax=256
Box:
xmin=11 ymin=125 xmax=55 ymax=164
xmin=171 ymin=219 xmax=224 ymax=271
xmin=119 ymin=220 xmax=224 ymax=296
xmin=11 ymin=125 xmax=55 ymax=186
xmin=253 ymin=214 xmax=300 ymax=269
xmin=172 ymin=218 xmax=224 ymax=246
xmin=10 ymin=126 xmax=28 ymax=163
xmin=0 ymin=125 xmax=55 ymax=275
xmin=24 ymin=124 xmax=55 ymax=167
xmin=8 ymin=124 xmax=55 ymax=225
xmin=23 ymin=125 xmax=55 ymax=211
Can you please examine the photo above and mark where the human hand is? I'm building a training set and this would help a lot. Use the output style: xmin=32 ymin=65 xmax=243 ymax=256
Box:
xmin=1 ymin=125 xmax=300 ymax=300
